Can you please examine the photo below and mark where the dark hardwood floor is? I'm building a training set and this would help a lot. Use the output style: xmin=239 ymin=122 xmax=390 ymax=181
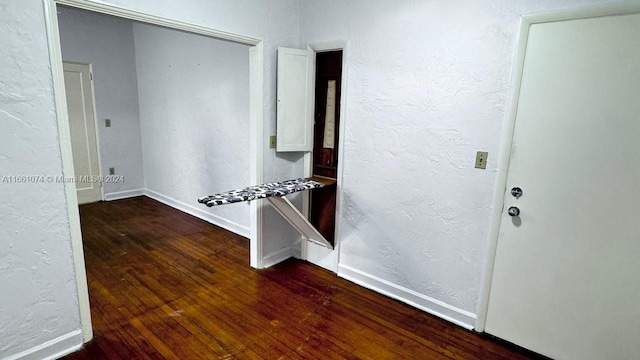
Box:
xmin=64 ymin=197 xmax=542 ymax=360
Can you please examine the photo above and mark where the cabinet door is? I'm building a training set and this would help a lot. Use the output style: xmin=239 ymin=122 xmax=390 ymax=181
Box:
xmin=276 ymin=47 xmax=314 ymax=152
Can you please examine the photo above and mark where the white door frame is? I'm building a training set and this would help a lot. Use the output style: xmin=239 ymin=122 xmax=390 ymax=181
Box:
xmin=301 ymin=40 xmax=349 ymax=272
xmin=63 ymin=61 xmax=105 ymax=204
xmin=474 ymin=1 xmax=640 ymax=332
xmin=43 ymin=0 xmax=265 ymax=343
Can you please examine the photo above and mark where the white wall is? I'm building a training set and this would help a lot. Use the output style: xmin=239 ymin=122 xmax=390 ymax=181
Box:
xmin=300 ymin=0 xmax=620 ymax=326
xmin=8 ymin=1 xmax=626 ymax=357
xmin=57 ymin=8 xmax=253 ymax=235
xmin=0 ymin=1 xmax=82 ymax=359
xmin=133 ymin=23 xmax=251 ymax=236
xmin=57 ymin=7 xmax=145 ymax=196
xmin=0 ymin=0 xmax=300 ymax=358
xmin=100 ymin=0 xmax=304 ymax=261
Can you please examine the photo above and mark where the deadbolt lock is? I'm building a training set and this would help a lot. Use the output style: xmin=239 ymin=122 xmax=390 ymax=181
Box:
xmin=511 ymin=187 xmax=523 ymax=199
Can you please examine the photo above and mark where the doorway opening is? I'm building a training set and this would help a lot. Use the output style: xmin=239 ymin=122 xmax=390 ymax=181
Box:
xmin=57 ymin=5 xmax=252 ymax=239
xmin=309 ymin=51 xmax=343 ymax=246
xmin=299 ymin=46 xmax=346 ymax=272
xmin=44 ymin=0 xmax=264 ymax=343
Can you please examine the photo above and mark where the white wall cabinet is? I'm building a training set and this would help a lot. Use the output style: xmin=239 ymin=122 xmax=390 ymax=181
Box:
xmin=276 ymin=47 xmax=314 ymax=152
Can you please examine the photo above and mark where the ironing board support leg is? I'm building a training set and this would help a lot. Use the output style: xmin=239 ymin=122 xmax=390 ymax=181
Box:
xmin=267 ymin=196 xmax=333 ymax=250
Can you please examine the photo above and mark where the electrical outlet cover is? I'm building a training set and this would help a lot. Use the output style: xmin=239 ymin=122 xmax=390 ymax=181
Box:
xmin=475 ymin=151 xmax=488 ymax=169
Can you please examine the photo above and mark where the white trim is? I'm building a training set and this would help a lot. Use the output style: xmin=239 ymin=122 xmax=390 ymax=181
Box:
xmin=525 ymin=1 xmax=640 ymax=23
xmin=43 ymin=0 xmax=93 ymax=343
xmin=1 ymin=330 xmax=83 ymax=360
xmin=300 ymin=151 xmax=312 ymax=260
xmin=249 ymin=42 xmax=264 ymax=269
xmin=87 ymin=62 xmax=106 ymax=202
xmin=106 ymin=189 xmax=250 ymax=237
xmin=55 ymin=0 xmax=260 ymax=46
xmin=45 ymin=0 xmax=266 ymax=341
xmin=104 ymin=188 xmax=145 ymax=201
xmin=475 ymin=2 xmax=640 ymax=332
xmin=332 ymin=41 xmax=349 ymax=273
xmin=301 ymin=40 xmax=349 ymax=272
xmin=474 ymin=15 xmax=529 ymax=333
xmin=262 ymin=246 xmax=294 ymax=269
xmin=145 ymin=189 xmax=250 ymax=238
xmin=338 ymin=264 xmax=476 ymax=330
xmin=309 ymin=40 xmax=346 ymax=53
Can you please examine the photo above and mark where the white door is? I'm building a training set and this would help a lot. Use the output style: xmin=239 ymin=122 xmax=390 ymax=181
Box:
xmin=63 ymin=62 xmax=102 ymax=204
xmin=485 ymin=13 xmax=640 ymax=360
xmin=276 ymin=47 xmax=314 ymax=152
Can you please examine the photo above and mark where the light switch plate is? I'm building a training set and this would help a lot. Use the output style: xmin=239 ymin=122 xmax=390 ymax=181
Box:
xmin=269 ymin=135 xmax=277 ymax=149
xmin=105 ymin=119 xmax=111 ymax=127
xmin=475 ymin=151 xmax=488 ymax=169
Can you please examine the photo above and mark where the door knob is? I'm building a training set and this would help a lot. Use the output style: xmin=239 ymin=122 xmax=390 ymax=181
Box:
xmin=508 ymin=206 xmax=520 ymax=217
xmin=511 ymin=187 xmax=523 ymax=198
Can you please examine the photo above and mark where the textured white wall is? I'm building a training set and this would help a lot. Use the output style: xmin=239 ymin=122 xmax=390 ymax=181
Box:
xmin=133 ymin=23 xmax=251 ymax=234
xmin=0 ymin=1 xmax=81 ymax=358
xmin=8 ymin=1 xmax=627 ymax=357
xmin=0 ymin=0 xmax=300 ymax=358
xmin=57 ymin=7 xmax=145 ymax=196
xmin=300 ymin=0 xmax=619 ymax=318
xmin=99 ymin=0 xmax=304 ymax=258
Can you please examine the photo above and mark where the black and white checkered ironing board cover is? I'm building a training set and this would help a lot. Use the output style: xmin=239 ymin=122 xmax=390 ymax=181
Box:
xmin=198 ymin=178 xmax=324 ymax=207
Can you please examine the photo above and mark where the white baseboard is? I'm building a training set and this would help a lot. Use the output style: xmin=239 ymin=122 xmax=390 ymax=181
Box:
xmin=338 ymin=264 xmax=476 ymax=330
xmin=2 ymin=330 xmax=83 ymax=360
xmin=262 ymin=246 xmax=293 ymax=268
xmin=144 ymin=189 xmax=250 ymax=238
xmin=104 ymin=188 xmax=145 ymax=201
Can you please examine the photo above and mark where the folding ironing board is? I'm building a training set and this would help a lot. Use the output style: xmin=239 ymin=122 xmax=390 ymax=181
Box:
xmin=198 ymin=178 xmax=334 ymax=249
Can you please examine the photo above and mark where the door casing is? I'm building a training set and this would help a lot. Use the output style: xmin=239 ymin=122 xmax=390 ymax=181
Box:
xmin=474 ymin=1 xmax=640 ymax=332
xmin=44 ymin=0 xmax=265 ymax=343
xmin=301 ymin=40 xmax=349 ymax=273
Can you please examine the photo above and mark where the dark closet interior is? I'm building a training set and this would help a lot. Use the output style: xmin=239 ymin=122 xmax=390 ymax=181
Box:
xmin=310 ymin=50 xmax=342 ymax=246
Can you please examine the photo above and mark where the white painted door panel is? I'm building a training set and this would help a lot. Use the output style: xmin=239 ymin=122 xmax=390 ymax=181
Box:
xmin=486 ymin=14 xmax=640 ymax=360
xmin=64 ymin=62 xmax=102 ymax=204
xmin=276 ymin=47 xmax=314 ymax=152
xmin=306 ymin=238 xmax=337 ymax=272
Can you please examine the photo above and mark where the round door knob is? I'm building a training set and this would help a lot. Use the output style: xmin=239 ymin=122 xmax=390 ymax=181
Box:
xmin=508 ymin=206 xmax=520 ymax=217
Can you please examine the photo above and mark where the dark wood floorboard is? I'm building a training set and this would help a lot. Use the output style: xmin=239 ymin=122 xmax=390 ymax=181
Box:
xmin=63 ymin=196 xmax=543 ymax=360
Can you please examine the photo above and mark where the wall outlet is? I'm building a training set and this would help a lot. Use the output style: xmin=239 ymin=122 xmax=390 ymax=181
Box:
xmin=109 ymin=167 xmax=115 ymax=175
xmin=269 ymin=135 xmax=277 ymax=149
xmin=105 ymin=119 xmax=111 ymax=127
xmin=475 ymin=151 xmax=488 ymax=169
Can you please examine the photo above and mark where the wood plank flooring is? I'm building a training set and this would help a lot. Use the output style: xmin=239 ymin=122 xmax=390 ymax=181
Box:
xmin=64 ymin=197 xmax=543 ymax=360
